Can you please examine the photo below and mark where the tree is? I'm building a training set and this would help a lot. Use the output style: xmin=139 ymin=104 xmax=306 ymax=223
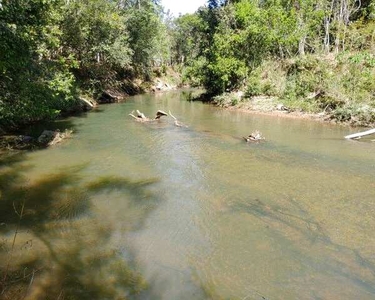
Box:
xmin=60 ymin=0 xmax=132 ymax=89
xmin=0 ymin=0 xmax=171 ymax=130
xmin=0 ymin=0 xmax=76 ymax=129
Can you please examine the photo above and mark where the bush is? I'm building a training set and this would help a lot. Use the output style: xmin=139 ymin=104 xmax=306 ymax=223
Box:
xmin=238 ymin=53 xmax=375 ymax=124
xmin=245 ymin=73 xmax=262 ymax=97
xmin=212 ymin=93 xmax=242 ymax=107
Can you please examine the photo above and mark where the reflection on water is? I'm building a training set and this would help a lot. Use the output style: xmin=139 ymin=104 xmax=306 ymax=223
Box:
xmin=1 ymin=90 xmax=375 ymax=299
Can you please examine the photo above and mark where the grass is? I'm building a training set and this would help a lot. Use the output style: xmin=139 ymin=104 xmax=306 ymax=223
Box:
xmin=222 ymin=52 xmax=375 ymax=126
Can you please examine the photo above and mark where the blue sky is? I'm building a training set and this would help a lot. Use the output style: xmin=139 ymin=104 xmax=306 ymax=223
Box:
xmin=161 ymin=0 xmax=207 ymax=16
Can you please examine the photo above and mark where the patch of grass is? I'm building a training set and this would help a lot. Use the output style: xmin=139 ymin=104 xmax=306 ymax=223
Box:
xmin=237 ymin=52 xmax=375 ymax=125
xmin=213 ymin=93 xmax=243 ymax=107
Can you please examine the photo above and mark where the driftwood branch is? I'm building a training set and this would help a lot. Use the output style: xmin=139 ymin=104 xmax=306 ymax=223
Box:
xmin=129 ymin=110 xmax=150 ymax=122
xmin=129 ymin=110 xmax=168 ymax=122
xmin=345 ymin=128 xmax=375 ymax=139
xmin=169 ymin=110 xmax=177 ymax=121
xmin=169 ymin=110 xmax=187 ymax=127
xmin=155 ymin=110 xmax=168 ymax=119
xmin=136 ymin=110 xmax=147 ymax=119
xmin=129 ymin=113 xmax=139 ymax=120
xmin=79 ymin=97 xmax=96 ymax=108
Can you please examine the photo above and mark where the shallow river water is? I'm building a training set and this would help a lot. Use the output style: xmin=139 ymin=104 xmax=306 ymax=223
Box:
xmin=1 ymin=90 xmax=375 ymax=300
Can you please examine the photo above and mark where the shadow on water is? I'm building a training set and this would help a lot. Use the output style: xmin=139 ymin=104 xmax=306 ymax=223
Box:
xmin=229 ymin=198 xmax=375 ymax=296
xmin=0 ymin=152 xmax=161 ymax=300
xmin=7 ymin=104 xmax=109 ymax=138
xmin=5 ymin=117 xmax=80 ymax=138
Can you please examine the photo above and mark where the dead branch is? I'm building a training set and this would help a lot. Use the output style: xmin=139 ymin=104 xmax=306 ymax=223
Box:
xmin=155 ymin=110 xmax=168 ymax=120
xmin=168 ymin=110 xmax=187 ymax=127
xmin=129 ymin=110 xmax=168 ymax=122
xmin=345 ymin=128 xmax=375 ymax=140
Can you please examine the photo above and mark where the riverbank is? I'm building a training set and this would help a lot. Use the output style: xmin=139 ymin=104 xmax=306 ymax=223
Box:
xmin=0 ymin=73 xmax=179 ymax=151
xmin=212 ymin=94 xmax=332 ymax=123
xmin=2 ymin=90 xmax=375 ymax=299
xmin=205 ymin=53 xmax=375 ymax=128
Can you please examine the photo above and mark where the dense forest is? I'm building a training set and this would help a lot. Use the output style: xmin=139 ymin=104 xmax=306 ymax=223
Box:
xmin=174 ymin=0 xmax=375 ymax=125
xmin=0 ymin=0 xmax=172 ymax=131
xmin=1 ymin=0 xmax=375 ymax=132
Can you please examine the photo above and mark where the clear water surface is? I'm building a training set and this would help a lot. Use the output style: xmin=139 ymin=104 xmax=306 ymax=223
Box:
xmin=1 ymin=90 xmax=375 ymax=300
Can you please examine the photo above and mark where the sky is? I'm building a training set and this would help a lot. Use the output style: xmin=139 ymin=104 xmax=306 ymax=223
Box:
xmin=161 ymin=0 xmax=207 ymax=16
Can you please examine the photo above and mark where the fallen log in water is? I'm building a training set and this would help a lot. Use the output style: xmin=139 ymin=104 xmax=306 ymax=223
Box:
xmin=129 ymin=110 xmax=150 ymax=122
xmin=155 ymin=110 xmax=168 ymax=119
xmin=129 ymin=110 xmax=168 ymax=122
xmin=344 ymin=128 xmax=375 ymax=139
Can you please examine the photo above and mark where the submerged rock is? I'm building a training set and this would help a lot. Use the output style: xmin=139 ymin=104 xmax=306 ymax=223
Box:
xmin=38 ymin=129 xmax=73 ymax=146
xmin=243 ymin=130 xmax=265 ymax=142
xmin=38 ymin=130 xmax=58 ymax=145
xmin=98 ymin=90 xmax=123 ymax=104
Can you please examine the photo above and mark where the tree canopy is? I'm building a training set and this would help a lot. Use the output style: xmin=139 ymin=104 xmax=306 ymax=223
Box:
xmin=172 ymin=0 xmax=375 ymax=95
xmin=1 ymin=0 xmax=375 ymax=130
xmin=0 ymin=0 xmax=171 ymax=130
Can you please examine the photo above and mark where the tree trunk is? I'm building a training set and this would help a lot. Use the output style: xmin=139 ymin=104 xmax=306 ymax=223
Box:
xmin=324 ymin=17 xmax=331 ymax=52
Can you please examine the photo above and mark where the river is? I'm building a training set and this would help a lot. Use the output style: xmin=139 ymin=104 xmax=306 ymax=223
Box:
xmin=1 ymin=90 xmax=375 ymax=300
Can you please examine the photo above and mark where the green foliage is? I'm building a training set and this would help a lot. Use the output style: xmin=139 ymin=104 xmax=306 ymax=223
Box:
xmin=213 ymin=92 xmax=242 ymax=107
xmin=206 ymin=55 xmax=248 ymax=93
xmin=120 ymin=0 xmax=172 ymax=79
xmin=333 ymin=104 xmax=375 ymax=125
xmin=168 ymin=0 xmax=375 ymax=125
xmin=242 ymin=53 xmax=375 ymax=124
xmin=60 ymin=0 xmax=133 ymax=90
xmin=284 ymin=57 xmax=326 ymax=99
xmin=0 ymin=0 xmax=172 ymax=131
xmin=173 ymin=0 xmax=375 ymax=100
xmin=245 ymin=74 xmax=262 ymax=98
xmin=0 ymin=0 xmax=78 ymax=129
xmin=2 ymin=0 xmax=375 ymax=129
xmin=244 ymin=60 xmax=286 ymax=98
xmin=182 ymin=57 xmax=208 ymax=86
xmin=172 ymin=13 xmax=205 ymax=64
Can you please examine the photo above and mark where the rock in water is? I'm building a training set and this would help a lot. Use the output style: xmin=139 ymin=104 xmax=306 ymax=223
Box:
xmin=38 ymin=130 xmax=59 ymax=145
xmin=38 ymin=129 xmax=72 ymax=146
xmin=243 ymin=130 xmax=265 ymax=142
xmin=98 ymin=90 xmax=122 ymax=104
